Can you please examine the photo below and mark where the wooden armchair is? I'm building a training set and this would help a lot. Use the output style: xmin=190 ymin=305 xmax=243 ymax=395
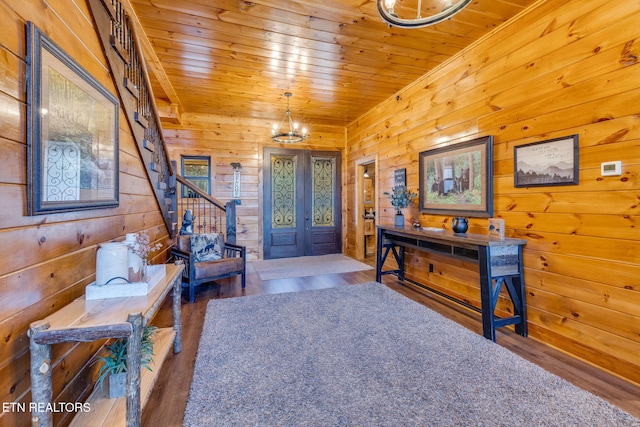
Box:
xmin=171 ymin=233 xmax=246 ymax=302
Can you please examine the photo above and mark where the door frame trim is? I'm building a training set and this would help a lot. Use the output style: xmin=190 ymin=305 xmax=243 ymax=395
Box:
xmin=355 ymin=155 xmax=378 ymax=260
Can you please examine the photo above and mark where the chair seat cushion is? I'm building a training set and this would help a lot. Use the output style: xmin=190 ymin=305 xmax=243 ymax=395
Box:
xmin=194 ymin=257 xmax=243 ymax=280
xmin=191 ymin=233 xmax=223 ymax=262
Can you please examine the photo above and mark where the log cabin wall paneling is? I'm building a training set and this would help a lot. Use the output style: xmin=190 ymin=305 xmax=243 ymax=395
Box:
xmin=0 ymin=1 xmax=169 ymax=425
xmin=163 ymin=113 xmax=346 ymax=260
xmin=345 ymin=0 xmax=640 ymax=385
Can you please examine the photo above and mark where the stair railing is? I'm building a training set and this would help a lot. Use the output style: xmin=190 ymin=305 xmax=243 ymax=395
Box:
xmin=174 ymin=175 xmax=237 ymax=243
xmin=87 ymin=0 xmax=177 ymax=236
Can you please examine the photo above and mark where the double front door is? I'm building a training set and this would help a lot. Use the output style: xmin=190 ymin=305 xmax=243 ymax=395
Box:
xmin=263 ymin=148 xmax=342 ymax=259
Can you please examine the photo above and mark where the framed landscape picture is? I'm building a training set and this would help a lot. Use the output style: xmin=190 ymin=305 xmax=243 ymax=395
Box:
xmin=514 ymin=135 xmax=579 ymax=187
xmin=418 ymin=136 xmax=493 ymax=217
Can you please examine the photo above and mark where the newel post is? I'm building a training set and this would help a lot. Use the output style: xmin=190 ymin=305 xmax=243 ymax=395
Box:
xmin=225 ymin=201 xmax=237 ymax=244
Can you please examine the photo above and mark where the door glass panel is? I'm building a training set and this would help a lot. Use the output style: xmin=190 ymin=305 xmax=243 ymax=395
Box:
xmin=271 ymin=155 xmax=296 ymax=228
xmin=312 ymin=156 xmax=334 ymax=227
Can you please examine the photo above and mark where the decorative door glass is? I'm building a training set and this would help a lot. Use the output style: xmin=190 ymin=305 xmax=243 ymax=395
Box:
xmin=311 ymin=156 xmax=335 ymax=227
xmin=271 ymin=155 xmax=296 ymax=228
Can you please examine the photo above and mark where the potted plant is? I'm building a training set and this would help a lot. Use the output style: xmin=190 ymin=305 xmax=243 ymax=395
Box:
xmin=96 ymin=325 xmax=158 ymax=398
xmin=384 ymin=185 xmax=418 ymax=227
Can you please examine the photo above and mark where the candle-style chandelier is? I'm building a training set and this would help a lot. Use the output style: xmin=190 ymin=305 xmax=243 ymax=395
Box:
xmin=377 ymin=0 xmax=472 ymax=28
xmin=271 ymin=92 xmax=308 ymax=143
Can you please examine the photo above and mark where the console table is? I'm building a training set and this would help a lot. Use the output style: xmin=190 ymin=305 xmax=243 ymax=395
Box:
xmin=376 ymin=225 xmax=527 ymax=341
xmin=28 ymin=263 xmax=184 ymax=427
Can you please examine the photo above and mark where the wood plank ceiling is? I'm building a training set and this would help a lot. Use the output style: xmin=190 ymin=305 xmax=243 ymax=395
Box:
xmin=129 ymin=0 xmax=538 ymax=127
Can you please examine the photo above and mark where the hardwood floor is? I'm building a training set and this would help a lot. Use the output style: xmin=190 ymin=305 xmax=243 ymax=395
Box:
xmin=143 ymin=257 xmax=640 ymax=426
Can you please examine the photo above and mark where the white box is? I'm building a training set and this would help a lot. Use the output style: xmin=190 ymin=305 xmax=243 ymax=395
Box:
xmin=85 ymin=264 xmax=166 ymax=300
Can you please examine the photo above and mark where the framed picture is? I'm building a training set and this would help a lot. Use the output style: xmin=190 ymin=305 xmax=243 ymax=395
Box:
xmin=26 ymin=22 xmax=119 ymax=215
xmin=394 ymin=169 xmax=406 ymax=187
xmin=364 ymin=178 xmax=374 ymax=204
xmin=419 ymin=136 xmax=493 ymax=217
xmin=514 ymin=135 xmax=579 ymax=187
xmin=488 ymin=218 xmax=505 ymax=239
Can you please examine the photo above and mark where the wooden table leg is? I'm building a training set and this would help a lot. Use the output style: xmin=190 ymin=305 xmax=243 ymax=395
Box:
xmin=478 ymin=247 xmax=496 ymax=341
xmin=29 ymin=322 xmax=53 ymax=427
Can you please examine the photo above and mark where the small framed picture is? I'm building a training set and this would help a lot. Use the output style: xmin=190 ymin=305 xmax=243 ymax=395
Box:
xmin=488 ymin=218 xmax=505 ymax=239
xmin=514 ymin=135 xmax=579 ymax=187
xmin=394 ymin=169 xmax=406 ymax=187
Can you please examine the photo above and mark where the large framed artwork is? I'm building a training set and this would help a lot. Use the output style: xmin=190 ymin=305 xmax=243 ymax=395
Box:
xmin=26 ymin=22 xmax=119 ymax=215
xmin=419 ymin=136 xmax=493 ymax=217
xmin=514 ymin=135 xmax=579 ymax=187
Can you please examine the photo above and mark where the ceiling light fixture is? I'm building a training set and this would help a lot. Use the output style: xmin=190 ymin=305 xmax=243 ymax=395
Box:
xmin=377 ymin=0 xmax=472 ymax=28
xmin=364 ymin=167 xmax=370 ymax=178
xmin=271 ymin=92 xmax=308 ymax=143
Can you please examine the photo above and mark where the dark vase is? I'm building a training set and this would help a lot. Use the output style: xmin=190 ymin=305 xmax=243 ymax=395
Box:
xmin=451 ymin=217 xmax=469 ymax=233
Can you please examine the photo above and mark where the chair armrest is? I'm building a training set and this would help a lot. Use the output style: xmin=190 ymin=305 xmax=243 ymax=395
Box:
xmin=171 ymin=246 xmax=192 ymax=262
xmin=223 ymin=242 xmax=246 ymax=258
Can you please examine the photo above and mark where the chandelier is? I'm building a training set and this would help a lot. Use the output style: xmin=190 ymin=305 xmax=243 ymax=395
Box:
xmin=377 ymin=0 xmax=472 ymax=28
xmin=271 ymin=92 xmax=308 ymax=143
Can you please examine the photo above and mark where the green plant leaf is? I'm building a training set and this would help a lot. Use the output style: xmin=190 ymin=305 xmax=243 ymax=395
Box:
xmin=95 ymin=324 xmax=158 ymax=388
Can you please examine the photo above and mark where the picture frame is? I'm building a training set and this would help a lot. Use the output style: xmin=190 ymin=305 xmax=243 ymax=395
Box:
xmin=419 ymin=136 xmax=493 ymax=217
xmin=394 ymin=168 xmax=406 ymax=187
xmin=488 ymin=218 xmax=505 ymax=239
xmin=514 ymin=135 xmax=579 ymax=187
xmin=364 ymin=178 xmax=374 ymax=204
xmin=26 ymin=22 xmax=119 ymax=215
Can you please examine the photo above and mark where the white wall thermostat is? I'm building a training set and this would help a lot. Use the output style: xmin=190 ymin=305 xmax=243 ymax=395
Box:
xmin=601 ymin=161 xmax=622 ymax=176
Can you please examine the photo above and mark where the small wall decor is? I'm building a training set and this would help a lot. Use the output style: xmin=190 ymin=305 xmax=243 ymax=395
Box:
xmin=394 ymin=168 xmax=406 ymax=187
xmin=419 ymin=136 xmax=493 ymax=217
xmin=364 ymin=177 xmax=374 ymax=204
xmin=514 ymin=135 xmax=579 ymax=187
xmin=231 ymin=162 xmax=242 ymax=200
xmin=26 ymin=22 xmax=119 ymax=215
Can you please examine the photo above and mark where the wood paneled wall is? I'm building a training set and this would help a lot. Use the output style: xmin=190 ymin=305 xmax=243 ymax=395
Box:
xmin=2 ymin=0 xmax=639 ymax=424
xmin=0 ymin=1 xmax=170 ymax=425
xmin=163 ymin=113 xmax=345 ymax=260
xmin=345 ymin=0 xmax=640 ymax=385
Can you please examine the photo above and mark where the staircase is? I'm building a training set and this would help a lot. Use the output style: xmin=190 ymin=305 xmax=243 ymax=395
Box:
xmin=86 ymin=0 xmax=236 ymax=240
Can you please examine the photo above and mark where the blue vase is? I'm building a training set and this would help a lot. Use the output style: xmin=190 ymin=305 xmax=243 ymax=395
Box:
xmin=394 ymin=212 xmax=404 ymax=227
xmin=452 ymin=217 xmax=468 ymax=233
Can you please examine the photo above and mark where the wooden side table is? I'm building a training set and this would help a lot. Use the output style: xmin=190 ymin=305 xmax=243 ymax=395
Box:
xmin=28 ymin=263 xmax=184 ymax=427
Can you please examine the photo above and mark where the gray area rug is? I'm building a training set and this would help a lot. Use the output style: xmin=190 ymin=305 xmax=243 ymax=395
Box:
xmin=250 ymin=254 xmax=372 ymax=281
xmin=184 ymin=282 xmax=640 ymax=427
